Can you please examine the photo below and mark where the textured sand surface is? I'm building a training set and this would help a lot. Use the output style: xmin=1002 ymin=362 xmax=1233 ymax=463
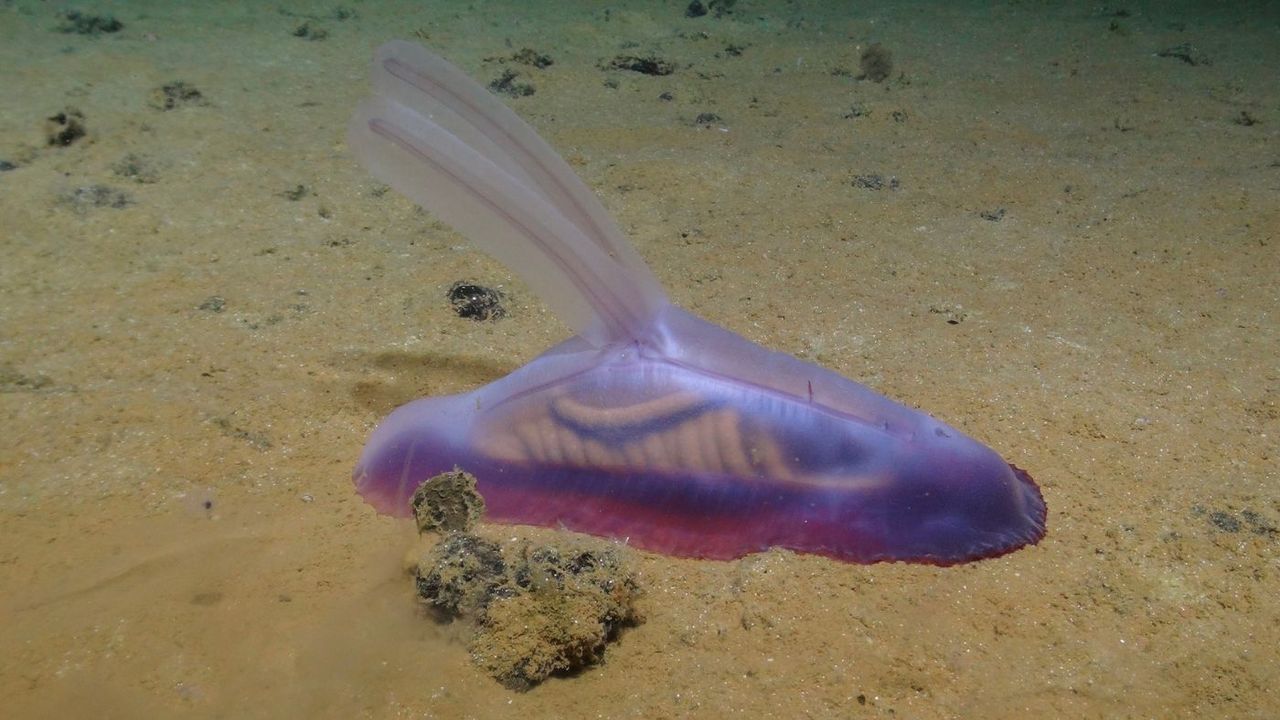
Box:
xmin=1 ymin=1 xmax=1276 ymax=717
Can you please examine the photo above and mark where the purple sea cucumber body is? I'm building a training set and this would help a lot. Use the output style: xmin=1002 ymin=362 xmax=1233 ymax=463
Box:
xmin=355 ymin=307 xmax=1046 ymax=565
xmin=348 ymin=41 xmax=1046 ymax=564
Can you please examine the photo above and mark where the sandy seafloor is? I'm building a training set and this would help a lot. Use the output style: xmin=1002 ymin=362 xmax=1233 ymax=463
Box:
xmin=1 ymin=0 xmax=1277 ymax=717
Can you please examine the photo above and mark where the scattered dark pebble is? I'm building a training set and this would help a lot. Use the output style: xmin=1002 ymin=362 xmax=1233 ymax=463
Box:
xmin=0 ymin=364 xmax=54 ymax=393
xmin=852 ymin=174 xmax=900 ymax=191
xmin=111 ymin=153 xmax=159 ymax=183
xmin=1156 ymin=43 xmax=1210 ymax=66
xmin=291 ymin=22 xmax=328 ymax=41
xmin=1240 ymin=510 xmax=1278 ymax=536
xmin=1209 ymin=511 xmax=1242 ymax=533
xmin=487 ymin=48 xmax=553 ymax=69
xmin=279 ymin=184 xmax=311 ymax=201
xmin=448 ymin=281 xmax=507 ymax=321
xmin=149 ymin=81 xmax=206 ymax=111
xmin=61 ymin=184 xmax=132 ymax=211
xmin=858 ymin=43 xmax=893 ymax=82
xmin=603 ymin=55 xmax=675 ymax=76
xmin=513 ymin=49 xmax=553 ymax=69
xmin=0 ymin=160 xmax=16 ymax=172
xmin=56 ymin=10 xmax=123 ymax=35
xmin=412 ymin=469 xmax=486 ymax=534
xmin=980 ymin=208 xmax=1006 ymax=222
xmin=45 ymin=108 xmax=87 ymax=147
xmin=929 ymin=304 xmax=967 ymax=325
xmin=1233 ymin=111 xmax=1259 ymax=127
xmin=277 ymin=5 xmax=353 ymax=21
xmin=843 ymin=103 xmax=870 ymax=119
xmin=683 ymin=0 xmax=735 ymax=17
xmin=279 ymin=6 xmax=355 ymax=21
xmin=239 ymin=311 xmax=288 ymax=329
xmin=198 ymin=296 xmax=226 ymax=313
xmin=1194 ymin=504 xmax=1278 ymax=537
xmin=211 ymin=416 xmax=272 ymax=450
xmin=488 ymin=69 xmax=535 ymax=97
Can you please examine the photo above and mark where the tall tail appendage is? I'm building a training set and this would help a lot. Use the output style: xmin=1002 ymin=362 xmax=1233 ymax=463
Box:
xmin=347 ymin=40 xmax=668 ymax=346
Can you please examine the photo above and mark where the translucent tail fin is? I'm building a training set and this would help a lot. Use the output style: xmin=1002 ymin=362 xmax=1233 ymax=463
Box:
xmin=347 ymin=40 xmax=668 ymax=346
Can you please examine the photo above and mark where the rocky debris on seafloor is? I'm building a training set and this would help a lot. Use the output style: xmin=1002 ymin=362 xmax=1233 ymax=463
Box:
xmin=411 ymin=468 xmax=487 ymax=534
xmin=408 ymin=469 xmax=644 ymax=690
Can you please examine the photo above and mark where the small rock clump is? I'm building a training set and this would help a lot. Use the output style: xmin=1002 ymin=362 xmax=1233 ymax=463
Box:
xmin=461 ymin=542 xmax=642 ymax=690
xmin=409 ymin=469 xmax=643 ymax=690
xmin=411 ymin=468 xmax=486 ymax=534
